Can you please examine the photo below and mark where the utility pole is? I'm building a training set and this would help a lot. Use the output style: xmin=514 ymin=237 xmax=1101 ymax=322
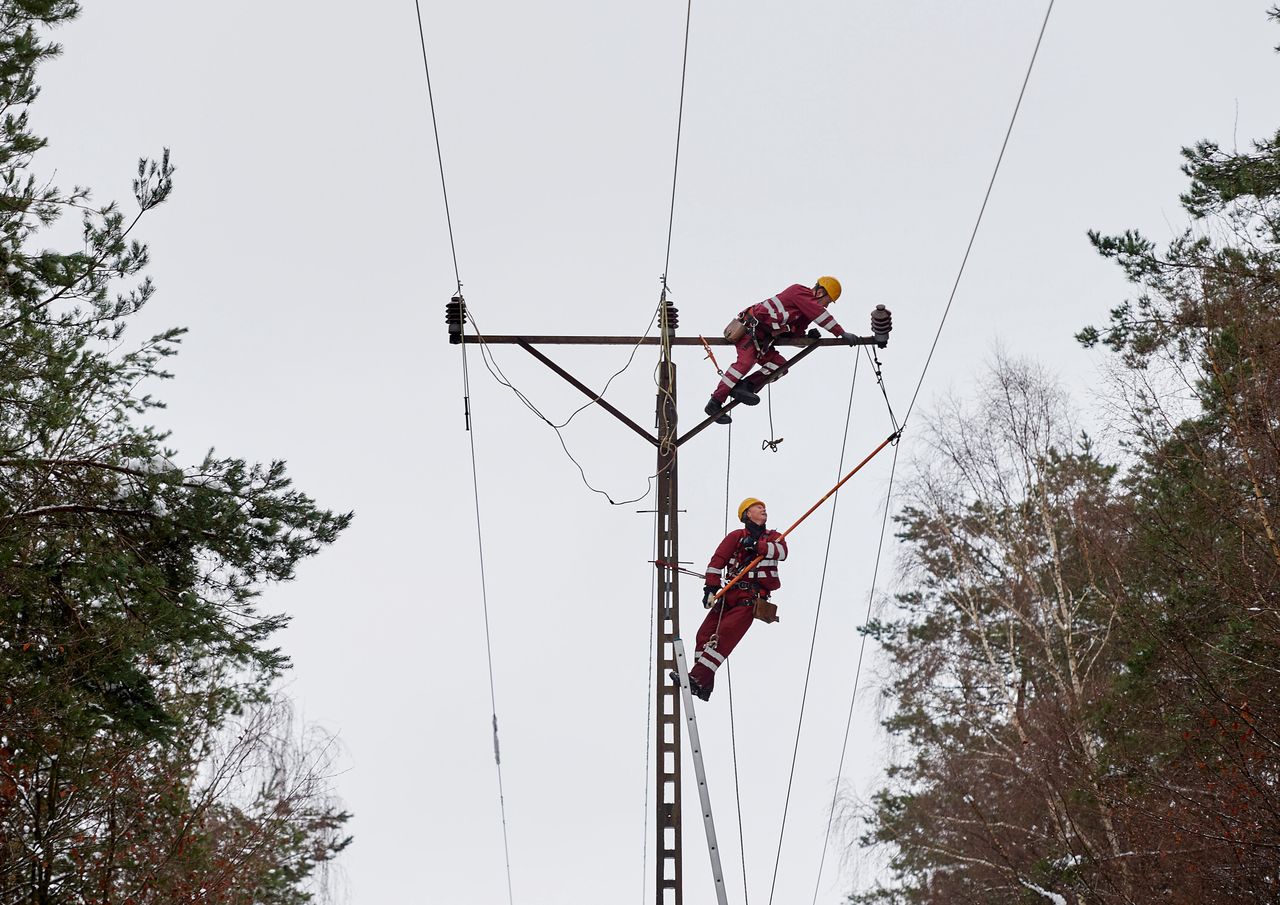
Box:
xmin=448 ymin=295 xmax=889 ymax=904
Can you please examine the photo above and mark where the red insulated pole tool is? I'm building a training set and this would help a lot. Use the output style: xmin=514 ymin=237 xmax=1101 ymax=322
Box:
xmin=712 ymin=429 xmax=901 ymax=603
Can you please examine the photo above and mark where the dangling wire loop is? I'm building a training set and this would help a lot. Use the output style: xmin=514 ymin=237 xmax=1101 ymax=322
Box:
xmin=762 ymin=382 xmax=784 ymax=452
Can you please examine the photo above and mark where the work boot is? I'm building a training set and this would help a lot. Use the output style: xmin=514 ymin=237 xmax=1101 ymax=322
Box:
xmin=704 ymin=399 xmax=731 ymax=425
xmin=689 ymin=675 xmax=712 ymax=701
xmin=728 ymin=383 xmax=761 ymax=406
xmin=670 ymin=669 xmax=712 ymax=701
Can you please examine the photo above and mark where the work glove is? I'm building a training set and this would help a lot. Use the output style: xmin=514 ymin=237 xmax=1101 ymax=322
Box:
xmin=807 ymin=328 xmax=820 ymax=339
xmin=703 ymin=585 xmax=719 ymax=608
xmin=841 ymin=331 xmax=859 ymax=346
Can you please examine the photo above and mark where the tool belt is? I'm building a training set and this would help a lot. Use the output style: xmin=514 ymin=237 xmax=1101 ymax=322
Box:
xmin=724 ymin=310 xmax=767 ymax=345
xmin=723 ymin=317 xmax=750 ymax=343
xmin=751 ymin=595 xmax=779 ymax=624
xmin=728 ymin=583 xmax=778 ymax=623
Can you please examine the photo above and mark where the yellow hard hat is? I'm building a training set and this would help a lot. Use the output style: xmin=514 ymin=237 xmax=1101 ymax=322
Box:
xmin=816 ymin=276 xmax=842 ymax=302
xmin=737 ymin=497 xmax=765 ymax=522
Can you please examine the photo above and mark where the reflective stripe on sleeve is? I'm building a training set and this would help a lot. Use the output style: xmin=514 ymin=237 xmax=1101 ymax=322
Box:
xmin=813 ymin=311 xmax=837 ymax=331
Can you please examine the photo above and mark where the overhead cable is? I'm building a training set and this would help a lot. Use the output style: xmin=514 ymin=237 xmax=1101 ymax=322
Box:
xmin=810 ymin=442 xmax=900 ymax=904
xmin=901 ymin=0 xmax=1057 ymax=426
xmin=412 ymin=2 xmax=513 ymax=899
xmin=766 ymin=351 xmax=860 ymax=905
xmin=660 ymin=0 xmax=695 ymax=295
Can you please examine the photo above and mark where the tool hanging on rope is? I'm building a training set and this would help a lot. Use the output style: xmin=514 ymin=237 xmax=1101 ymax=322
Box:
xmin=713 ymin=428 xmax=902 ymax=604
xmin=698 ymin=335 xmax=723 ymax=375
xmin=762 ymin=383 xmax=783 ymax=453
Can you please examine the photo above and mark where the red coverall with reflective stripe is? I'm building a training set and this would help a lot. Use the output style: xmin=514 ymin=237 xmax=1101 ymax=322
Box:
xmin=711 ymin=284 xmax=846 ymax=403
xmin=689 ymin=527 xmax=788 ymax=691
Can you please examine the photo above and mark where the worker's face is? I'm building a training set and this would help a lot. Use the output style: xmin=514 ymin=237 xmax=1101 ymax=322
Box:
xmin=745 ymin=503 xmax=767 ymax=526
xmin=814 ymin=284 xmax=832 ymax=306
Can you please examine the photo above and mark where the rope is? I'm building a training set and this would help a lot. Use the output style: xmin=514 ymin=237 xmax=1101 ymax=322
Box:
xmin=412 ymin=2 xmax=513 ymax=898
xmin=901 ymin=0 xmax=1056 ymax=428
xmin=765 ymin=351 xmax=859 ymax=905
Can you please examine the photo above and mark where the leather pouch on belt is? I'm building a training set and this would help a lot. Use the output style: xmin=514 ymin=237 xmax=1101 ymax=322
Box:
xmin=752 ymin=597 xmax=779 ymax=624
xmin=723 ymin=318 xmax=748 ymax=342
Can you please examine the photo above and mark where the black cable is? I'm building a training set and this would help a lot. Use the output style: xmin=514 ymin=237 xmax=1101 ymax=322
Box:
xmin=901 ymin=0 xmax=1056 ymax=427
xmin=864 ymin=345 xmax=900 ymax=436
xmin=468 ymin=306 xmax=668 ymax=506
xmin=469 ymin=304 xmax=660 ymax=431
xmin=766 ymin=351 xmax=860 ymax=905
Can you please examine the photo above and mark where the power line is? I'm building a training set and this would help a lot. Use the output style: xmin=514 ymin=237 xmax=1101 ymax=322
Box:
xmin=766 ymin=351 xmax=861 ymax=905
xmin=412 ymin=2 xmax=513 ymax=899
xmin=804 ymin=8 xmax=1056 ymax=893
xmin=811 ymin=442 xmax=900 ymax=904
xmin=901 ymin=0 xmax=1057 ymax=426
xmin=412 ymin=0 xmax=462 ymax=294
xmin=661 ymin=0 xmax=695 ymax=293
xmin=467 ymin=305 xmax=667 ymax=506
xmin=720 ymin=423 xmax=752 ymax=904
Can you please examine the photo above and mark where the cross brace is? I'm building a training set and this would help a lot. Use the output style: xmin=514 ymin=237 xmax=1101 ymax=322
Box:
xmin=479 ymin=335 xmax=881 ymax=448
xmin=449 ymin=299 xmax=885 ymax=904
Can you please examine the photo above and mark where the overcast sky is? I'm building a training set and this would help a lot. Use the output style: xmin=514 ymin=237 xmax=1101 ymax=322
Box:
xmin=28 ymin=1 xmax=1280 ymax=902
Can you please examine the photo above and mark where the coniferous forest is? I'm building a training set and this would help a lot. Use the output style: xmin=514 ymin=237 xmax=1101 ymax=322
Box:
xmin=2 ymin=2 xmax=1279 ymax=904
xmin=855 ymin=10 xmax=1280 ymax=903
xmin=1 ymin=4 xmax=352 ymax=902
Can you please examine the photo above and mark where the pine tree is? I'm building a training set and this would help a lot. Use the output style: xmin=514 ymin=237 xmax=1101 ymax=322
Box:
xmin=0 ymin=4 xmax=352 ymax=901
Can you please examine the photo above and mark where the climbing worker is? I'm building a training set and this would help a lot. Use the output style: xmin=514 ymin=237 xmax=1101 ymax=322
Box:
xmin=676 ymin=497 xmax=787 ymax=701
xmin=705 ymin=276 xmax=857 ymax=424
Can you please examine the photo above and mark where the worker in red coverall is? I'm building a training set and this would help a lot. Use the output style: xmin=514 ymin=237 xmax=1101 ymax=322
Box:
xmin=705 ymin=276 xmax=857 ymax=425
xmin=676 ymin=497 xmax=787 ymax=701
